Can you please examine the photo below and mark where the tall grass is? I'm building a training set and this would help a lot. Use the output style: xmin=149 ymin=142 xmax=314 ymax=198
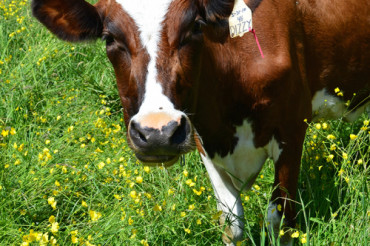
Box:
xmin=0 ymin=1 xmax=368 ymax=245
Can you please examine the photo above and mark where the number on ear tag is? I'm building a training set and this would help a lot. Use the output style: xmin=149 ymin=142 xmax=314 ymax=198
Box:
xmin=229 ymin=0 xmax=253 ymax=38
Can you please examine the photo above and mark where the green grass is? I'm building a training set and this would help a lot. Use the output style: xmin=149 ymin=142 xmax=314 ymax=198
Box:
xmin=0 ymin=1 xmax=368 ymax=245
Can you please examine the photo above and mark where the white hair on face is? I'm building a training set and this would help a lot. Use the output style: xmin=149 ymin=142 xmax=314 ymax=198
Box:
xmin=116 ymin=0 xmax=182 ymax=121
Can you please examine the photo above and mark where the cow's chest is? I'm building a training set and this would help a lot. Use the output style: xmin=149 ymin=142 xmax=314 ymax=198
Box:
xmin=210 ymin=120 xmax=281 ymax=191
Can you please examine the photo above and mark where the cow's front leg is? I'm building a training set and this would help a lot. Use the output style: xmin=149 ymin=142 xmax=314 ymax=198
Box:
xmin=268 ymin=127 xmax=307 ymax=246
xmin=201 ymin=154 xmax=244 ymax=246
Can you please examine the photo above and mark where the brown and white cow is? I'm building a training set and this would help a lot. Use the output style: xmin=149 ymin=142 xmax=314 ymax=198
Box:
xmin=32 ymin=0 xmax=369 ymax=245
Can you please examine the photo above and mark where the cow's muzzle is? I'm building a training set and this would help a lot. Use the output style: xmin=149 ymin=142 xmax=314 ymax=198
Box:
xmin=128 ymin=113 xmax=194 ymax=167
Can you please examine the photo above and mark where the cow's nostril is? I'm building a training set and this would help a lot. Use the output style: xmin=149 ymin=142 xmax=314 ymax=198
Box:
xmin=130 ymin=121 xmax=148 ymax=144
xmin=138 ymin=131 xmax=147 ymax=143
xmin=170 ymin=116 xmax=188 ymax=145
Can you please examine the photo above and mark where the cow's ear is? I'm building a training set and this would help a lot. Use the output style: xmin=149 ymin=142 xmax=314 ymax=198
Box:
xmin=32 ymin=0 xmax=103 ymax=42
xmin=199 ymin=0 xmax=262 ymax=21
xmin=198 ymin=0 xmax=234 ymax=22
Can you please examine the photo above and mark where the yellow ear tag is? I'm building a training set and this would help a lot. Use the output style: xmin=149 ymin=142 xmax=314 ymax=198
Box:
xmin=229 ymin=0 xmax=253 ymax=38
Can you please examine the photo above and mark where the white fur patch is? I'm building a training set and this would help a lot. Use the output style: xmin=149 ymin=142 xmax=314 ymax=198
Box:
xmin=117 ymin=0 xmax=183 ymax=123
xmin=267 ymin=202 xmax=282 ymax=236
xmin=267 ymin=202 xmax=293 ymax=246
xmin=211 ymin=120 xmax=282 ymax=191
xmin=266 ymin=137 xmax=282 ymax=163
xmin=201 ymin=153 xmax=244 ymax=243
xmin=312 ymin=89 xmax=369 ymax=121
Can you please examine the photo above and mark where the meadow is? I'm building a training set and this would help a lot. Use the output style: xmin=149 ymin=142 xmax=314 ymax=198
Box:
xmin=0 ymin=0 xmax=368 ymax=245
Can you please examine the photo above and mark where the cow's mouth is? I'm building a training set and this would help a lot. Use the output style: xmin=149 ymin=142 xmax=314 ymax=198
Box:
xmin=134 ymin=153 xmax=179 ymax=167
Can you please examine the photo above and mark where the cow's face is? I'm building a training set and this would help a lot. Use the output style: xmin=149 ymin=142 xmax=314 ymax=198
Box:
xmin=32 ymin=0 xmax=233 ymax=166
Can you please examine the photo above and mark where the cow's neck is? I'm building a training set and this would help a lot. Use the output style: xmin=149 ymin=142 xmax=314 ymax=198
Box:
xmin=193 ymin=1 xmax=300 ymax=158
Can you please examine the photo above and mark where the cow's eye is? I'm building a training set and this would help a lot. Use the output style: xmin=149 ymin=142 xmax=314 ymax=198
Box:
xmin=102 ymin=33 xmax=129 ymax=54
xmin=102 ymin=33 xmax=115 ymax=45
xmin=180 ymin=18 xmax=205 ymax=48
xmin=192 ymin=19 xmax=206 ymax=35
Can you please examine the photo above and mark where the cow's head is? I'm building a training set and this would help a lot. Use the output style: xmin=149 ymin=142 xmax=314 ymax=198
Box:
xmin=32 ymin=0 xmax=243 ymax=166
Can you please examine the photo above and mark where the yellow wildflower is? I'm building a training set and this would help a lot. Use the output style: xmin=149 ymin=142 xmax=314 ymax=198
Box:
xmin=338 ymin=169 xmax=344 ymax=176
xmin=185 ymin=179 xmax=195 ymax=187
xmin=136 ymin=176 xmax=143 ymax=184
xmin=98 ymin=162 xmax=105 ymax=169
xmin=48 ymin=197 xmax=57 ymax=210
xmin=50 ymin=222 xmax=59 ymax=234
xmin=291 ymin=231 xmax=299 ymax=238
xmin=143 ymin=166 xmax=150 ymax=173
xmin=327 ymin=134 xmax=336 ymax=140
xmin=1 ymin=130 xmax=9 ymax=137
xmin=128 ymin=217 xmax=134 ymax=225
xmin=89 ymin=210 xmax=102 ymax=221
xmin=326 ymin=154 xmax=334 ymax=162
xmin=330 ymin=144 xmax=336 ymax=151
xmin=212 ymin=211 xmax=223 ymax=220
xmin=71 ymin=235 xmax=78 ymax=244
xmin=301 ymin=233 xmax=307 ymax=244
xmin=342 ymin=152 xmax=348 ymax=160
xmin=130 ymin=190 xmax=137 ymax=199
xmin=140 ymin=239 xmax=149 ymax=246
xmin=153 ymin=204 xmax=162 ymax=212
xmin=49 ymin=215 xmax=56 ymax=223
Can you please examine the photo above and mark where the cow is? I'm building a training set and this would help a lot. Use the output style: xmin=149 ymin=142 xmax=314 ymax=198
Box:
xmin=32 ymin=0 xmax=369 ymax=245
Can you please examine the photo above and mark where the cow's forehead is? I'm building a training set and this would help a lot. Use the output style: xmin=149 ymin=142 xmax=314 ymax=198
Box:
xmin=115 ymin=0 xmax=181 ymax=120
xmin=116 ymin=0 xmax=173 ymax=52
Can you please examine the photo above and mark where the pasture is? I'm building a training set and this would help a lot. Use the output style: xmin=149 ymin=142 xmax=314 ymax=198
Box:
xmin=0 ymin=0 xmax=368 ymax=245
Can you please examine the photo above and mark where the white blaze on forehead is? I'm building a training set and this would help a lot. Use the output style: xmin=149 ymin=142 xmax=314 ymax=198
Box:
xmin=116 ymin=0 xmax=181 ymax=122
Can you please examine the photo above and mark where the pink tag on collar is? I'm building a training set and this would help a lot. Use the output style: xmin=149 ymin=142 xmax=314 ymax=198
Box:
xmin=229 ymin=0 xmax=264 ymax=58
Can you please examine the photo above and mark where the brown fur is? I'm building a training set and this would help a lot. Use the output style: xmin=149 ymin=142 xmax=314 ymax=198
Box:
xmin=158 ymin=0 xmax=369 ymax=227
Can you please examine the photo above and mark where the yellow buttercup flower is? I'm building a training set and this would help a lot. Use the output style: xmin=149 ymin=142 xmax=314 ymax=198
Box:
xmin=48 ymin=197 xmax=57 ymax=210
xmin=50 ymin=222 xmax=59 ymax=234
xmin=89 ymin=210 xmax=102 ymax=221
xmin=301 ymin=233 xmax=307 ymax=243
xmin=153 ymin=204 xmax=162 ymax=212
xmin=327 ymin=134 xmax=336 ymax=140
xmin=136 ymin=176 xmax=143 ymax=184
xmin=291 ymin=231 xmax=299 ymax=238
